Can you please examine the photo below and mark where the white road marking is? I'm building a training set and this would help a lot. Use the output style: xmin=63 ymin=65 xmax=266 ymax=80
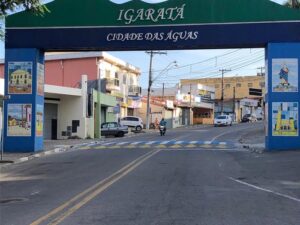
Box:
xmin=161 ymin=141 xmax=170 ymax=144
xmin=145 ymin=141 xmax=157 ymax=145
xmin=116 ymin=142 xmax=129 ymax=146
xmin=190 ymin=141 xmax=198 ymax=144
xmin=102 ymin=142 xmax=115 ymax=146
xmin=204 ymin=141 xmax=212 ymax=145
xmin=130 ymin=141 xmax=143 ymax=145
xmin=175 ymin=141 xmax=184 ymax=144
xmin=229 ymin=177 xmax=300 ymax=203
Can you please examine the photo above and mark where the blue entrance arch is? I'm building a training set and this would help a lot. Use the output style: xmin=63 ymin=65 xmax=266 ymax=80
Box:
xmin=4 ymin=0 xmax=300 ymax=152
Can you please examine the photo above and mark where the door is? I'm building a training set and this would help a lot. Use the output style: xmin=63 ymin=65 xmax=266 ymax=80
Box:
xmin=51 ymin=119 xmax=57 ymax=140
xmin=44 ymin=103 xmax=58 ymax=140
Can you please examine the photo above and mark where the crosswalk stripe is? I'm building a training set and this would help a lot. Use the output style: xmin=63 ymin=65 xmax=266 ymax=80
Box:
xmin=160 ymin=141 xmax=170 ymax=145
xmin=186 ymin=144 xmax=197 ymax=148
xmin=190 ymin=141 xmax=198 ymax=144
xmin=95 ymin=145 xmax=107 ymax=149
xmin=170 ymin=144 xmax=182 ymax=148
xmin=219 ymin=142 xmax=227 ymax=145
xmin=204 ymin=141 xmax=212 ymax=145
xmin=102 ymin=142 xmax=115 ymax=146
xmin=131 ymin=141 xmax=143 ymax=145
xmin=145 ymin=141 xmax=157 ymax=145
xmin=155 ymin=145 xmax=167 ymax=148
xmin=116 ymin=142 xmax=129 ymax=146
xmin=175 ymin=141 xmax=184 ymax=145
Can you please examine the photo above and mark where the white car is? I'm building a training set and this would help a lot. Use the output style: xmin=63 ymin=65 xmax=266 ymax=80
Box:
xmin=120 ymin=116 xmax=143 ymax=132
xmin=214 ymin=115 xmax=233 ymax=127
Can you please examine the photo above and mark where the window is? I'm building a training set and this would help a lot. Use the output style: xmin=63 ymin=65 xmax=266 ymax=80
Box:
xmin=107 ymin=122 xmax=118 ymax=128
xmin=225 ymin=84 xmax=231 ymax=88
xmin=105 ymin=70 xmax=110 ymax=78
xmin=115 ymin=72 xmax=119 ymax=79
xmin=259 ymin=82 xmax=265 ymax=87
xmin=236 ymin=83 xmax=242 ymax=88
xmin=248 ymin=83 xmax=253 ymax=87
xmin=130 ymin=76 xmax=134 ymax=86
xmin=101 ymin=123 xmax=108 ymax=128
xmin=123 ymin=74 xmax=127 ymax=85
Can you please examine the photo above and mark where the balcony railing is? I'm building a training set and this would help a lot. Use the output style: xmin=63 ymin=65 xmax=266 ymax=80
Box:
xmin=106 ymin=78 xmax=120 ymax=91
xmin=128 ymin=85 xmax=141 ymax=96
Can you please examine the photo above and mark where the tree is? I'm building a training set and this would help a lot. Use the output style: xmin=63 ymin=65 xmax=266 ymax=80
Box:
xmin=0 ymin=1 xmax=48 ymax=40
xmin=284 ymin=0 xmax=300 ymax=9
xmin=0 ymin=0 xmax=48 ymax=16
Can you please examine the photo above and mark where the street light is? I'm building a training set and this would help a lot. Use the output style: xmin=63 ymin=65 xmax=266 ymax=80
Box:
xmin=145 ymin=60 xmax=177 ymax=130
xmin=152 ymin=61 xmax=178 ymax=83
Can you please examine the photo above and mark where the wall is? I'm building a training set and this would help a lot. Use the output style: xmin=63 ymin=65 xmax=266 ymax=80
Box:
xmin=57 ymin=76 xmax=88 ymax=139
xmin=181 ymin=76 xmax=265 ymax=100
xmin=58 ymin=95 xmax=86 ymax=139
xmin=93 ymin=89 xmax=117 ymax=138
xmin=0 ymin=64 xmax=4 ymax=78
xmin=45 ymin=58 xmax=97 ymax=87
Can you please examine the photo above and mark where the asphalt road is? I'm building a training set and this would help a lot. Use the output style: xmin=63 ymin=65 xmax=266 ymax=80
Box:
xmin=1 ymin=122 xmax=300 ymax=225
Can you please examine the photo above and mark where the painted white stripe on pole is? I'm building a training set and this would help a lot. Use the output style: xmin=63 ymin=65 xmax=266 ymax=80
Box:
xmin=229 ymin=177 xmax=300 ymax=203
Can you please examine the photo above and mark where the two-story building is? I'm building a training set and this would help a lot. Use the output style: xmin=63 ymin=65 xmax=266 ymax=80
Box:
xmin=0 ymin=52 xmax=141 ymax=139
xmin=181 ymin=75 xmax=265 ymax=121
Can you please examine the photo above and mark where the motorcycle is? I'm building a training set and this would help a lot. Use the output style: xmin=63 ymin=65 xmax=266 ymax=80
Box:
xmin=159 ymin=125 xmax=166 ymax=136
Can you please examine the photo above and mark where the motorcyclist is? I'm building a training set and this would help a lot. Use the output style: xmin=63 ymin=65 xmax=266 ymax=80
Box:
xmin=159 ymin=118 xmax=167 ymax=134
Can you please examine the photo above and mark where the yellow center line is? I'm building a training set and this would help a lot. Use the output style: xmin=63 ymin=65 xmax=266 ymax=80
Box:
xmin=30 ymin=149 xmax=161 ymax=225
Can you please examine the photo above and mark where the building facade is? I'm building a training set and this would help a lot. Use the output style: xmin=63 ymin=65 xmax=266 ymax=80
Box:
xmin=0 ymin=52 xmax=141 ymax=140
xmin=181 ymin=75 xmax=265 ymax=121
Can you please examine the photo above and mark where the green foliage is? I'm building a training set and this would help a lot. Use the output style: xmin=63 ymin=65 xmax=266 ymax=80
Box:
xmin=0 ymin=0 xmax=48 ymax=16
xmin=0 ymin=1 xmax=48 ymax=40
xmin=284 ymin=0 xmax=300 ymax=9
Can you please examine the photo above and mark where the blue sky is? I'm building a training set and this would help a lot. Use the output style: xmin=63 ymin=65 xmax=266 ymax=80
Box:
xmin=0 ymin=0 xmax=287 ymax=88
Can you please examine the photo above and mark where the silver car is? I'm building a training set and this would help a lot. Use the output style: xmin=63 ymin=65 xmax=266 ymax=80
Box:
xmin=101 ymin=122 xmax=128 ymax=137
xmin=214 ymin=115 xmax=233 ymax=127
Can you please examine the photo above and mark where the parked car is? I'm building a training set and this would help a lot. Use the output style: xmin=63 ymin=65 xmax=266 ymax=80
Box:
xmin=214 ymin=115 xmax=232 ymax=127
xmin=101 ymin=122 xmax=128 ymax=137
xmin=120 ymin=116 xmax=143 ymax=132
xmin=241 ymin=114 xmax=257 ymax=123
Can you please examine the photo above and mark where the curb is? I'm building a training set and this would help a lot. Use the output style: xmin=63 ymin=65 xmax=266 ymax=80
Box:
xmin=237 ymin=143 xmax=265 ymax=154
xmin=0 ymin=140 xmax=103 ymax=168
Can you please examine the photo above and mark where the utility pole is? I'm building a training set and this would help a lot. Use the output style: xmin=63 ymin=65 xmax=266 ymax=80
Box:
xmin=257 ymin=67 xmax=265 ymax=76
xmin=162 ymin=83 xmax=165 ymax=101
xmin=189 ymin=84 xmax=192 ymax=125
xmin=232 ymin=86 xmax=236 ymax=122
xmin=145 ymin=51 xmax=167 ymax=130
xmin=219 ymin=69 xmax=231 ymax=115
